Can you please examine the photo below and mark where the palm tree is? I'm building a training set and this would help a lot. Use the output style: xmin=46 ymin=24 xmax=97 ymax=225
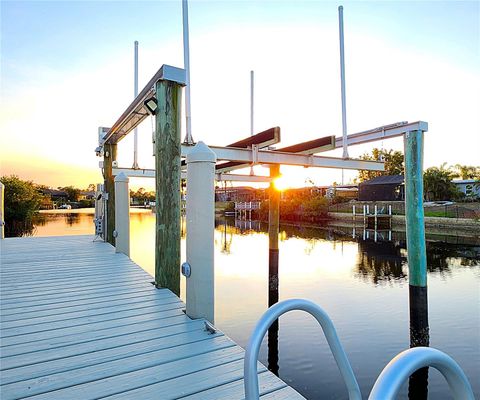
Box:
xmin=423 ymin=164 xmax=459 ymax=201
xmin=453 ymin=164 xmax=477 ymax=180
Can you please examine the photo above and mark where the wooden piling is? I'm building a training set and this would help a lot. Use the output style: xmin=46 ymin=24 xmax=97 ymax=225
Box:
xmin=104 ymin=143 xmax=117 ymax=246
xmin=154 ymin=79 xmax=183 ymax=295
xmin=268 ymin=165 xmax=280 ymax=283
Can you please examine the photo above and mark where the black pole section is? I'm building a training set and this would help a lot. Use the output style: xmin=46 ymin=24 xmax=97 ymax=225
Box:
xmin=408 ymin=285 xmax=430 ymax=399
xmin=268 ymin=262 xmax=279 ymax=376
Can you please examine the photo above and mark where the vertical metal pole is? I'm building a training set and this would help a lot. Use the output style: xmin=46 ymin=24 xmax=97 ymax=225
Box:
xmin=0 ymin=181 xmax=4 ymax=239
xmin=338 ymin=5 xmax=349 ymax=159
xmin=133 ymin=41 xmax=139 ymax=169
xmin=114 ymin=172 xmax=130 ymax=256
xmin=250 ymin=70 xmax=254 ymax=136
xmin=404 ymin=129 xmax=429 ymax=399
xmin=155 ymin=79 xmax=183 ymax=295
xmin=182 ymin=0 xmax=194 ymax=144
xmin=389 ymin=204 xmax=392 ymax=230
xmin=249 ymin=70 xmax=255 ymax=175
xmin=185 ymin=141 xmax=216 ymax=323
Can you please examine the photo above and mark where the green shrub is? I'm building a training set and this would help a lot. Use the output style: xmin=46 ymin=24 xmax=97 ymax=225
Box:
xmin=1 ymin=175 xmax=42 ymax=236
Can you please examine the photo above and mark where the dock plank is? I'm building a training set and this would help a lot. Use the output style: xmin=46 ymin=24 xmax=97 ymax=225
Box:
xmin=0 ymin=235 xmax=305 ymax=399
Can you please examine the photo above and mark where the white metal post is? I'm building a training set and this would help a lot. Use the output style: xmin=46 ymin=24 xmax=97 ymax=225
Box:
xmin=0 ymin=182 xmax=4 ymax=239
xmin=249 ymin=70 xmax=255 ymax=175
xmin=182 ymin=0 xmax=194 ymax=144
xmin=133 ymin=40 xmax=139 ymax=169
xmin=114 ymin=172 xmax=130 ymax=256
xmin=338 ymin=5 xmax=349 ymax=159
xmin=185 ymin=141 xmax=216 ymax=323
xmin=250 ymin=70 xmax=254 ymax=136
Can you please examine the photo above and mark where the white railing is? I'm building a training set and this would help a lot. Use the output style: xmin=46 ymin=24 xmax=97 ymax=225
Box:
xmin=244 ymin=299 xmax=474 ymax=400
xmin=244 ymin=299 xmax=362 ymax=400
xmin=235 ymin=201 xmax=261 ymax=211
xmin=369 ymin=347 xmax=474 ymax=400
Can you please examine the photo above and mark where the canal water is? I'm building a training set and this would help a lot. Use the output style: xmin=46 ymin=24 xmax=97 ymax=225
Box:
xmin=33 ymin=209 xmax=480 ymax=399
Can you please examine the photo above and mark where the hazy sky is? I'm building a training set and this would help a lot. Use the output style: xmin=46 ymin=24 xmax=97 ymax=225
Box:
xmin=1 ymin=0 xmax=479 ymax=189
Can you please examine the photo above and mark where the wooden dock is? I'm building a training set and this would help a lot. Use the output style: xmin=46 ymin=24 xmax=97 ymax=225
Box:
xmin=0 ymin=235 xmax=304 ymax=399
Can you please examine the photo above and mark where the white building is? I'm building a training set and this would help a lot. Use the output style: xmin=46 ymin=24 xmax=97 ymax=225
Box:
xmin=453 ymin=179 xmax=480 ymax=199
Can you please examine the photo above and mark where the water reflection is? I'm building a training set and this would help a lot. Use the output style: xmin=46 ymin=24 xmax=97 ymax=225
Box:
xmin=356 ymin=239 xmax=407 ymax=284
xmin=4 ymin=218 xmax=36 ymax=237
xmin=219 ymin=220 xmax=233 ymax=254
xmin=65 ymin=213 xmax=80 ymax=226
xmin=215 ymin=218 xmax=480 ymax=285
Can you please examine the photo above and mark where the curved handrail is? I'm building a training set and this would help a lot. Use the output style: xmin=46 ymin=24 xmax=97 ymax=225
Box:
xmin=243 ymin=299 xmax=361 ymax=400
xmin=369 ymin=347 xmax=474 ymax=400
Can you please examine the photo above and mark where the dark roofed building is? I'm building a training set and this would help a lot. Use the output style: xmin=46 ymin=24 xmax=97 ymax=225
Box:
xmin=358 ymin=175 xmax=404 ymax=201
xmin=39 ymin=188 xmax=68 ymax=201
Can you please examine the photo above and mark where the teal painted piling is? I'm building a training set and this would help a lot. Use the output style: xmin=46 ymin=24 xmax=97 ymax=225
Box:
xmin=404 ymin=129 xmax=429 ymax=397
xmin=404 ymin=130 xmax=427 ymax=287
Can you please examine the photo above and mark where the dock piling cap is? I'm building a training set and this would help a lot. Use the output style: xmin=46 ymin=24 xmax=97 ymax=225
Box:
xmin=114 ymin=171 xmax=129 ymax=183
xmin=186 ymin=141 xmax=217 ymax=164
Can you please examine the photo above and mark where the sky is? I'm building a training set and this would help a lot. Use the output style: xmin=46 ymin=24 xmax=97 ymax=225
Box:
xmin=1 ymin=0 xmax=479 ymax=190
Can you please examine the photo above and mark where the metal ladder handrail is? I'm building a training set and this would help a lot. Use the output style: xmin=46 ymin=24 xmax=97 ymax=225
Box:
xmin=369 ymin=347 xmax=475 ymax=400
xmin=244 ymin=300 xmax=475 ymax=399
xmin=243 ymin=299 xmax=362 ymax=400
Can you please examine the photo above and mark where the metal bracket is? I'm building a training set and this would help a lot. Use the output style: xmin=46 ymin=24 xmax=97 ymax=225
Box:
xmin=204 ymin=321 xmax=217 ymax=334
xmin=181 ymin=262 xmax=191 ymax=278
xmin=251 ymin=144 xmax=259 ymax=165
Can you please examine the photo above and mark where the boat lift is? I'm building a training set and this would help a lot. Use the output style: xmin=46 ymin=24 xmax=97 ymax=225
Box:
xmin=93 ymin=1 xmax=473 ymax=398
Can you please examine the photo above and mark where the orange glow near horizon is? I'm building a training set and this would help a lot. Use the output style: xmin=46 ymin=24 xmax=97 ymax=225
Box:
xmin=273 ymin=175 xmax=294 ymax=191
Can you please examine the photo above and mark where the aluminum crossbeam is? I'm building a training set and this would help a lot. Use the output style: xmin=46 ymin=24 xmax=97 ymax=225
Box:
xmin=182 ymin=145 xmax=384 ymax=171
xmin=216 ymin=135 xmax=335 ymax=173
xmin=103 ymin=64 xmax=186 ymax=145
xmin=112 ymin=168 xmax=272 ymax=182
xmin=334 ymin=121 xmax=428 ymax=149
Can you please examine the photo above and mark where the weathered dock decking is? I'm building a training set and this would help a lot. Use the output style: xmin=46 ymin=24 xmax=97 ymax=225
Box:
xmin=0 ymin=235 xmax=304 ymax=399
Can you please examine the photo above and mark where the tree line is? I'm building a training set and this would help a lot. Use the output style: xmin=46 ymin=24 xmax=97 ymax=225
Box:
xmin=0 ymin=176 xmax=97 ymax=237
xmin=359 ymin=148 xmax=479 ymax=201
